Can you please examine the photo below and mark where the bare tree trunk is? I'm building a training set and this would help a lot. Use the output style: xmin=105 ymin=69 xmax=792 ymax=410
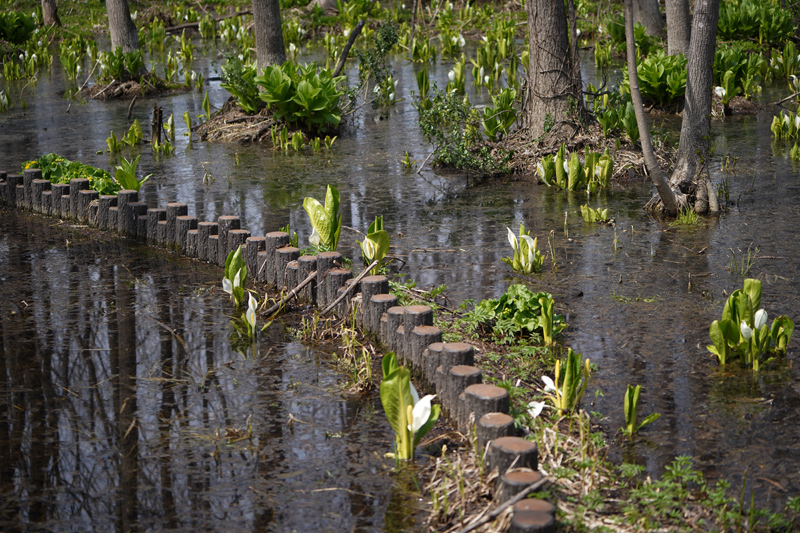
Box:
xmin=670 ymin=0 xmax=720 ymax=194
xmin=525 ymin=0 xmax=583 ymax=141
xmin=41 ymin=0 xmax=61 ymax=27
xmin=566 ymin=0 xmax=587 ymax=116
xmin=633 ymin=0 xmax=665 ymax=37
xmin=253 ymin=0 xmax=286 ymax=72
xmin=625 ymin=0 xmax=678 ymax=216
xmin=666 ymin=0 xmax=691 ymax=56
xmin=107 ymin=0 xmax=139 ymax=53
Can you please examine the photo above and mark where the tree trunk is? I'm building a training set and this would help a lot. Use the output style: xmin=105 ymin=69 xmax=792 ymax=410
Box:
xmin=624 ymin=0 xmax=678 ymax=216
xmin=41 ymin=0 xmax=61 ymax=27
xmin=633 ymin=0 xmax=665 ymax=37
xmin=665 ymin=0 xmax=690 ymax=56
xmin=252 ymin=0 xmax=286 ymax=72
xmin=107 ymin=0 xmax=139 ymax=53
xmin=525 ymin=0 xmax=583 ymax=141
xmin=670 ymin=0 xmax=720 ymax=198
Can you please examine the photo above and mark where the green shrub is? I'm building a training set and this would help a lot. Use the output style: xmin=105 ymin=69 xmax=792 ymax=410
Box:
xmin=220 ymin=57 xmax=261 ymax=115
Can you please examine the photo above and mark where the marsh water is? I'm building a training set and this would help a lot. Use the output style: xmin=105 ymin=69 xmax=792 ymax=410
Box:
xmin=2 ymin=39 xmax=800 ymax=530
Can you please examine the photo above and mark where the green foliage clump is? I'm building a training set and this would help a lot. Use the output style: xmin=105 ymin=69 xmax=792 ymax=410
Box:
xmin=475 ymin=285 xmax=567 ymax=340
xmin=96 ymin=47 xmax=145 ymax=83
xmin=622 ymin=50 xmax=687 ymax=107
xmin=416 ymin=88 xmax=512 ymax=176
xmin=0 ymin=11 xmax=36 ymax=45
xmin=220 ymin=57 xmax=261 ymax=115
xmin=717 ymin=0 xmax=793 ymax=45
xmin=22 ymin=154 xmax=120 ymax=195
xmin=481 ymin=88 xmax=517 ymax=142
xmin=255 ymin=61 xmax=345 ymax=134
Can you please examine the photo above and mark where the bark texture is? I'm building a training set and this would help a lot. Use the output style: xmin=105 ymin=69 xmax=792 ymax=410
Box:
xmin=625 ymin=0 xmax=678 ymax=216
xmin=666 ymin=0 xmax=691 ymax=56
xmin=670 ymin=0 xmax=720 ymax=193
xmin=41 ymin=0 xmax=61 ymax=26
xmin=252 ymin=0 xmax=286 ymax=71
xmin=107 ymin=0 xmax=139 ymax=53
xmin=633 ymin=0 xmax=665 ymax=37
xmin=525 ymin=0 xmax=583 ymax=141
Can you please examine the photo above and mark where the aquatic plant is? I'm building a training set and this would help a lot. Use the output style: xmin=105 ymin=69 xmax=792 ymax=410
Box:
xmin=502 ymin=222 xmax=543 ymax=275
xmin=359 ymin=216 xmax=390 ymax=275
xmin=594 ymin=41 xmax=612 ymax=69
xmin=541 ymin=348 xmax=591 ymax=414
xmin=113 ymin=156 xmax=151 ymax=191
xmin=622 ymin=384 xmax=660 ymax=438
xmin=0 ymin=90 xmax=9 ymax=112
xmin=410 ymin=34 xmax=437 ymax=63
xmin=279 ymin=224 xmax=299 ymax=248
xmin=707 ymin=278 xmax=795 ymax=370
xmin=303 ymin=184 xmax=342 ymax=252
xmin=538 ymin=145 xmax=613 ymax=193
xmin=0 ymin=11 xmax=36 ymax=44
xmin=622 ymin=50 xmax=687 ymax=107
xmin=771 ymin=111 xmax=800 ymax=141
xmin=223 ymin=246 xmax=247 ymax=307
xmin=255 ymin=61 xmax=345 ymax=134
xmin=379 ymin=352 xmax=440 ymax=461
xmin=474 ymin=285 xmax=567 ymax=340
xmin=717 ymin=0 xmax=793 ymax=45
xmin=580 ymin=205 xmax=611 ymax=223
xmin=445 ymin=55 xmax=467 ymax=95
xmin=182 ymin=110 xmax=192 ymax=137
xmin=481 ymin=88 xmax=516 ymax=142
xmin=22 ymin=153 xmax=120 ymax=195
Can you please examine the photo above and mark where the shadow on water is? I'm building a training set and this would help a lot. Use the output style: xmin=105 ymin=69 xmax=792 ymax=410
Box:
xmin=2 ymin=44 xmax=800 ymax=515
xmin=0 ymin=210 xmax=424 ymax=532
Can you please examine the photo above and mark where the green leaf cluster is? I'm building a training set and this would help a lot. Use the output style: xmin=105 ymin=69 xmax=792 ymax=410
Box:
xmin=360 ymin=216 xmax=390 ymax=274
xmin=303 ymin=184 xmax=342 ymax=252
xmin=580 ymin=205 xmax=611 ymax=223
xmin=114 ymin=155 xmax=151 ymax=192
xmin=771 ymin=110 xmax=800 ymax=141
xmin=475 ymin=285 xmax=567 ymax=339
xmin=622 ymin=50 xmax=687 ymax=107
xmin=22 ymin=153 xmax=120 ymax=196
xmin=220 ymin=57 xmax=261 ymax=115
xmin=97 ymin=47 xmax=145 ymax=83
xmin=255 ymin=61 xmax=345 ymax=134
xmin=713 ymin=44 xmax=765 ymax=100
xmin=707 ymin=278 xmax=794 ymax=369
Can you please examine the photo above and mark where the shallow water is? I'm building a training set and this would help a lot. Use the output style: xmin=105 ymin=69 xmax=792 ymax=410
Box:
xmin=2 ymin=39 xmax=800 ymax=519
xmin=0 ymin=211 xmax=422 ymax=532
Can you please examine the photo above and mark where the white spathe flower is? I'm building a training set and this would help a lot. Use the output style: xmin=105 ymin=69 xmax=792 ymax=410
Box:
xmin=238 ymin=54 xmax=244 ymax=61
xmin=289 ymin=43 xmax=296 ymax=53
xmin=795 ymin=115 xmax=800 ymax=129
xmin=754 ymin=309 xmax=768 ymax=330
xmin=714 ymin=86 xmax=726 ymax=99
xmin=448 ymin=70 xmax=455 ymax=82
xmin=527 ymin=401 xmax=545 ymax=419
xmin=740 ymin=320 xmax=753 ymax=340
xmin=506 ymin=227 xmax=518 ymax=250
xmin=344 ymin=29 xmax=350 ymax=38
xmin=233 ymin=268 xmax=242 ymax=288
xmin=309 ymin=228 xmax=321 ymax=247
xmin=361 ymin=237 xmax=376 ymax=260
xmin=401 ymin=3 xmax=406 ymax=9
xmin=409 ymin=393 xmax=436 ymax=434
xmin=563 ymin=161 xmax=570 ymax=173
xmin=191 ymin=70 xmax=197 ymax=81
xmin=576 ymin=29 xmax=582 ymax=38
xmin=389 ymin=92 xmax=394 ymax=101
xmin=222 ymin=277 xmax=233 ymax=294
xmin=246 ymin=293 xmax=257 ymax=329
xmin=542 ymin=375 xmax=557 ymax=393
xmin=484 ymin=75 xmax=490 ymax=85
xmin=76 ymin=65 xmax=81 ymax=73
xmin=536 ymin=161 xmax=545 ymax=178
xmin=457 ymin=34 xmax=465 ymax=47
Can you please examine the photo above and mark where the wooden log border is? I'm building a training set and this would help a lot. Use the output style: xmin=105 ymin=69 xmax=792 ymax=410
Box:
xmin=0 ymin=171 xmax=555 ymax=526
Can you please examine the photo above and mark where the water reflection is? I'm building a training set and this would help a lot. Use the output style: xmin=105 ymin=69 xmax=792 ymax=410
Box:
xmin=0 ymin=211 xmax=420 ymax=531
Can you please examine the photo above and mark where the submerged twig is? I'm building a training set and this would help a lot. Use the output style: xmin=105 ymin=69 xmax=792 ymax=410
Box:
xmin=320 ymin=260 xmax=379 ymax=315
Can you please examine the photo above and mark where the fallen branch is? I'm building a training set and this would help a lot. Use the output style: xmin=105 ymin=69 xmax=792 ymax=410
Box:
xmin=320 ymin=260 xmax=378 ymax=315
xmin=263 ymin=270 xmax=317 ymax=317
xmin=453 ymin=476 xmax=551 ymax=533
xmin=333 ymin=19 xmax=365 ymax=77
xmin=772 ymin=91 xmax=800 ymax=106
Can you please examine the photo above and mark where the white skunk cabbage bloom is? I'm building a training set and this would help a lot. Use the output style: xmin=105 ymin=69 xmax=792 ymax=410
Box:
xmin=537 ymin=161 xmax=545 ymax=179
xmin=246 ymin=293 xmax=257 ymax=329
xmin=563 ymin=161 xmax=570 ymax=173
xmin=740 ymin=321 xmax=753 ymax=340
xmin=448 ymin=70 xmax=455 ymax=82
xmin=754 ymin=309 xmax=768 ymax=330
xmin=408 ymin=388 xmax=436 ymax=434
xmin=361 ymin=237 xmax=376 ymax=260
xmin=484 ymin=75 xmax=490 ymax=85
xmin=528 ymin=401 xmax=545 ymax=419
xmin=542 ymin=376 xmax=557 ymax=393
xmin=506 ymin=227 xmax=518 ymax=250
xmin=714 ymin=86 xmax=726 ymax=99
